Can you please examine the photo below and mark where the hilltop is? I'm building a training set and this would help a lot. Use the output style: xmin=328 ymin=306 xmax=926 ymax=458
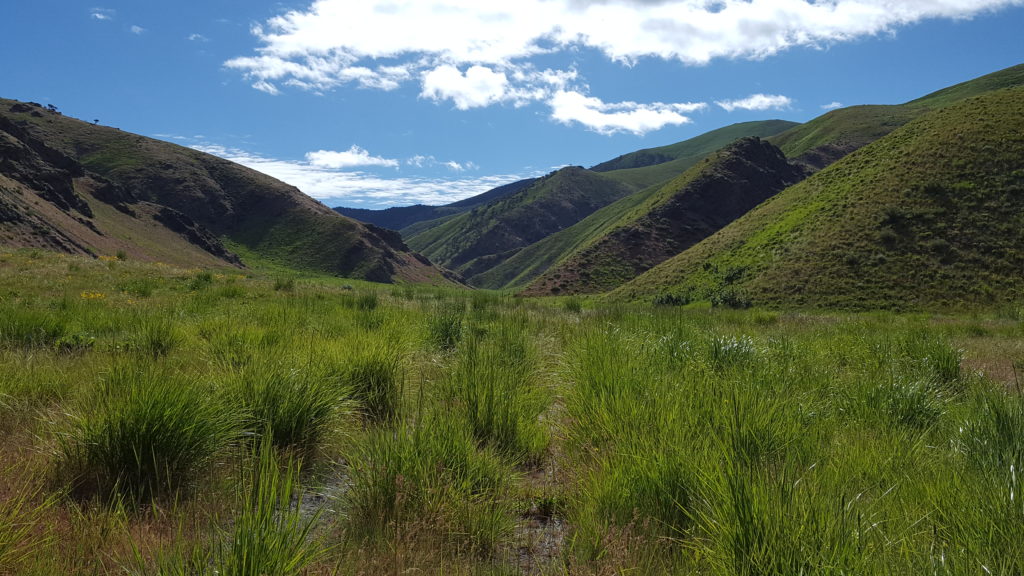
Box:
xmin=616 ymin=86 xmax=1024 ymax=309
xmin=0 ymin=99 xmax=454 ymax=284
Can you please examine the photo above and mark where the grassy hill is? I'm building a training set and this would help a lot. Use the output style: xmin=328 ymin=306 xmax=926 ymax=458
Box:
xmin=769 ymin=63 xmax=1024 ymax=169
xmin=592 ymin=119 xmax=797 ymax=173
xmin=522 ymin=138 xmax=806 ymax=296
xmin=0 ymin=99 xmax=454 ymax=284
xmin=476 ymin=63 xmax=1024 ymax=294
xmin=451 ymin=121 xmax=798 ymax=288
xmin=615 ymin=86 xmax=1024 ymax=309
xmin=405 ymin=166 xmax=634 ymax=275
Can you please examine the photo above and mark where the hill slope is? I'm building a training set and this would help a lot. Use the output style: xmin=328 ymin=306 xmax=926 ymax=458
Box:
xmin=523 ymin=138 xmax=806 ymax=295
xmin=405 ymin=167 xmax=634 ymax=276
xmin=0 ymin=99 xmax=452 ymax=283
xmin=769 ymin=63 xmax=1024 ymax=169
xmin=592 ymin=119 xmax=797 ymax=173
xmin=614 ymin=86 xmax=1024 ymax=309
xmin=451 ymin=121 xmax=799 ymax=288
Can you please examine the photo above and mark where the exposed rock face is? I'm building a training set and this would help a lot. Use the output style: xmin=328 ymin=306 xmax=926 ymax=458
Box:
xmin=0 ymin=99 xmax=456 ymax=284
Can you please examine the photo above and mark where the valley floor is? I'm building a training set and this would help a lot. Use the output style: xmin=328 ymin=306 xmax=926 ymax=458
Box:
xmin=1 ymin=248 xmax=1024 ymax=575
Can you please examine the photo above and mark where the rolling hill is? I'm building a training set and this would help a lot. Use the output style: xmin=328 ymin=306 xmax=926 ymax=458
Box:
xmin=478 ymin=62 xmax=1024 ymax=295
xmin=614 ymin=85 xmax=1024 ymax=309
xmin=768 ymin=63 xmax=1024 ymax=169
xmin=522 ymin=138 xmax=807 ymax=295
xmin=0 ymin=99 xmax=454 ymax=284
xmin=405 ymin=166 xmax=635 ymax=276
xmin=400 ymin=120 xmax=797 ymax=286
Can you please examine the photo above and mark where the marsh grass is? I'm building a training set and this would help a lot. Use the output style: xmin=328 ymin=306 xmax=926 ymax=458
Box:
xmin=427 ymin=303 xmax=464 ymax=350
xmin=343 ymin=343 xmax=403 ymax=422
xmin=213 ymin=438 xmax=324 ymax=575
xmin=444 ymin=328 xmax=550 ymax=464
xmin=4 ymin=250 xmax=1024 ymax=574
xmin=57 ymin=364 xmax=233 ymax=503
xmin=226 ymin=356 xmax=346 ymax=455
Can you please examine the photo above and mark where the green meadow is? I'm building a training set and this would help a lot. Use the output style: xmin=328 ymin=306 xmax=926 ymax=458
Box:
xmin=1 ymin=247 xmax=1024 ymax=575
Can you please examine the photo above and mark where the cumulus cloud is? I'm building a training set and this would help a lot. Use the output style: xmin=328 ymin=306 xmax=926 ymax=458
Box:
xmin=188 ymin=33 xmax=209 ymax=42
xmin=130 ymin=25 xmax=145 ymax=35
xmin=228 ymin=0 xmax=1020 ymax=93
xmin=716 ymin=93 xmax=793 ymax=112
xmin=306 ymin=146 xmax=399 ymax=169
xmin=821 ymin=101 xmax=844 ymax=110
xmin=421 ymin=65 xmax=510 ymax=109
xmin=191 ymin=144 xmax=538 ymax=207
xmin=551 ymin=90 xmax=706 ymax=135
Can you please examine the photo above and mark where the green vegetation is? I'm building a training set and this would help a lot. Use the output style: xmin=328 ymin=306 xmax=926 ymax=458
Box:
xmin=1 ymin=247 xmax=1024 ymax=574
xmin=406 ymin=166 xmax=635 ymax=274
xmin=619 ymin=86 xmax=1024 ymax=310
xmin=769 ymin=63 xmax=1024 ymax=162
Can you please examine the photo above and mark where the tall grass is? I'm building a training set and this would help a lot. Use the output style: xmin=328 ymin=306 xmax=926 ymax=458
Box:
xmin=345 ymin=416 xmax=514 ymax=555
xmin=214 ymin=438 xmax=324 ymax=575
xmin=343 ymin=344 xmax=403 ymax=422
xmin=427 ymin=303 xmax=464 ymax=350
xmin=57 ymin=363 xmax=233 ymax=502
xmin=443 ymin=325 xmax=549 ymax=464
xmin=226 ymin=357 xmax=345 ymax=454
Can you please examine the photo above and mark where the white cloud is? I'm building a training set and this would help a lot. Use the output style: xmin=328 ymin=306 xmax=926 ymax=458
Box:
xmin=421 ymin=65 xmax=510 ymax=109
xmin=227 ymin=0 xmax=1022 ymax=97
xmin=130 ymin=25 xmax=146 ymax=35
xmin=191 ymin=144 xmax=539 ymax=207
xmin=550 ymin=90 xmax=706 ymax=135
xmin=821 ymin=101 xmax=844 ymax=110
xmin=188 ymin=33 xmax=209 ymax=42
xmin=716 ymin=93 xmax=793 ymax=112
xmin=444 ymin=160 xmax=479 ymax=172
xmin=90 ymin=8 xmax=114 ymax=20
xmin=306 ymin=146 xmax=399 ymax=169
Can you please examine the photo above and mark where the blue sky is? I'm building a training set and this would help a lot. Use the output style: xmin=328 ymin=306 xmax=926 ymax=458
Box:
xmin=3 ymin=0 xmax=1023 ymax=209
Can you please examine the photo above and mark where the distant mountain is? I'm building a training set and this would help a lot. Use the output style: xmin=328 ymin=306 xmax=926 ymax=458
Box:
xmin=0 ymin=99 xmax=455 ymax=284
xmin=614 ymin=85 xmax=1024 ymax=309
xmin=522 ymin=138 xmax=806 ymax=296
xmin=334 ymin=177 xmax=537 ymax=231
xmin=406 ymin=167 xmax=634 ymax=276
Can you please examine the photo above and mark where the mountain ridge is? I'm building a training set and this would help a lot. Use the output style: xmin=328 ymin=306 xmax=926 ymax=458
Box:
xmin=0 ymin=99 xmax=455 ymax=284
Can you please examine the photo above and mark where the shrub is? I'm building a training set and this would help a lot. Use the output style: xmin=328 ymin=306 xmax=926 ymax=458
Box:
xmin=187 ymin=271 xmax=214 ymax=291
xmin=273 ymin=277 xmax=296 ymax=292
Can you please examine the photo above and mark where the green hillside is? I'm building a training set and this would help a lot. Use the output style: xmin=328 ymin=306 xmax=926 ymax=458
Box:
xmin=592 ymin=120 xmax=797 ymax=173
xmin=0 ymin=99 xmax=452 ymax=284
xmin=459 ymin=121 xmax=800 ymax=288
xmin=406 ymin=167 xmax=634 ymax=274
xmin=615 ymin=86 xmax=1024 ymax=309
xmin=523 ymin=138 xmax=806 ymax=296
xmin=769 ymin=63 xmax=1024 ymax=168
